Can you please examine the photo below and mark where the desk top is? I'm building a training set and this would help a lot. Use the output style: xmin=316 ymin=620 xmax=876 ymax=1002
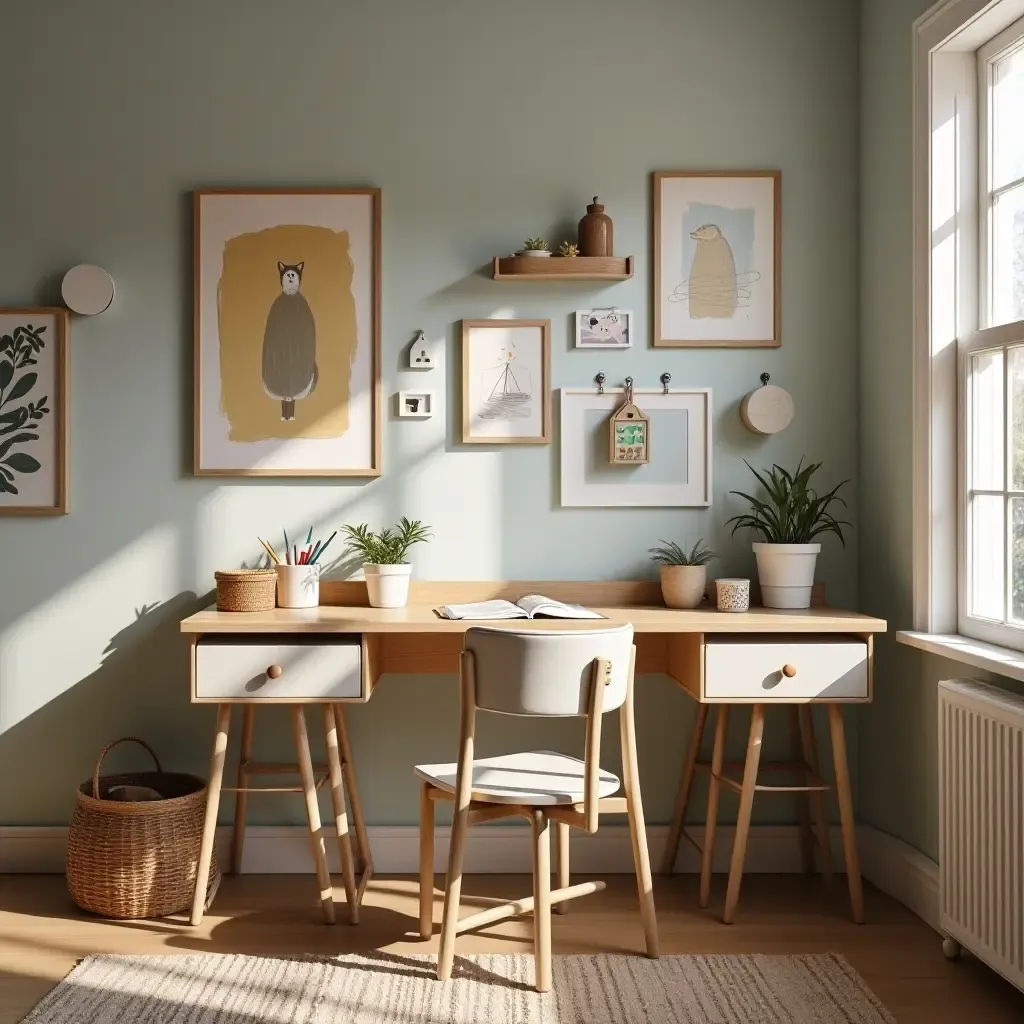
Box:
xmin=180 ymin=581 xmax=885 ymax=636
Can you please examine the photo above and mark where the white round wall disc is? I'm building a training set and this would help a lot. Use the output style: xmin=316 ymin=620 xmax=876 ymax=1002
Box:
xmin=62 ymin=264 xmax=115 ymax=315
xmin=740 ymin=383 xmax=795 ymax=434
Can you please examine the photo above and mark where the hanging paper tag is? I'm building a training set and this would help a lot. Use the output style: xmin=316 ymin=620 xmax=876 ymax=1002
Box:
xmin=609 ymin=382 xmax=649 ymax=464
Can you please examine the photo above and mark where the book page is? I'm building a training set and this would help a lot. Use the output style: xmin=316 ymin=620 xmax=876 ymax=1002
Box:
xmin=436 ymin=600 xmax=526 ymax=620
xmin=516 ymin=594 xmax=605 ymax=619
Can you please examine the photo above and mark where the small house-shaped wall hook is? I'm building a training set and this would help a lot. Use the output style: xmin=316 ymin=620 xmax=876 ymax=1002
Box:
xmin=609 ymin=378 xmax=649 ymax=464
xmin=407 ymin=330 xmax=436 ymax=370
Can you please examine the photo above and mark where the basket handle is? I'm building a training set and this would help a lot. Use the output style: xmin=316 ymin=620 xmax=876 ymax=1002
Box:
xmin=92 ymin=737 xmax=163 ymax=799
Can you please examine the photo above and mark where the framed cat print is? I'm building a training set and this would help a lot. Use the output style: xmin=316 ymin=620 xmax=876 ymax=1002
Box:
xmin=194 ymin=188 xmax=381 ymax=476
xmin=653 ymin=171 xmax=780 ymax=348
xmin=0 ymin=308 xmax=68 ymax=515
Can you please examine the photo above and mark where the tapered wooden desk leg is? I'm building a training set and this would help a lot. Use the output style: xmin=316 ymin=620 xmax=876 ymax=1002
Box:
xmin=700 ymin=705 xmax=730 ymax=909
xmin=789 ymin=706 xmax=815 ymax=874
xmin=800 ymin=705 xmax=834 ymax=881
xmin=723 ymin=704 xmax=765 ymax=924
xmin=324 ymin=705 xmax=359 ymax=925
xmin=335 ymin=703 xmax=374 ymax=900
xmin=532 ymin=810 xmax=553 ymax=993
xmin=828 ymin=703 xmax=864 ymax=923
xmin=554 ymin=821 xmax=570 ymax=914
xmin=663 ymin=703 xmax=709 ymax=874
xmin=292 ymin=705 xmax=335 ymax=925
xmin=191 ymin=703 xmax=231 ymax=926
xmin=419 ymin=782 xmax=434 ymax=939
xmin=231 ymin=705 xmax=255 ymax=875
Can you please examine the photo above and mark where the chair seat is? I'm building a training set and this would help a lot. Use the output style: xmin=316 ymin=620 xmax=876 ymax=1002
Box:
xmin=415 ymin=750 xmax=621 ymax=806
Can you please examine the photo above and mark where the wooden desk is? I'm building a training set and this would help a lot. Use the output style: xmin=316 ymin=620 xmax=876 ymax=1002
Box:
xmin=180 ymin=581 xmax=886 ymax=927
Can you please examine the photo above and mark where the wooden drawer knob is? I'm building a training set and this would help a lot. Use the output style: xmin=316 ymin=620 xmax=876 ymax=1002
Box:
xmin=267 ymin=664 xmax=284 ymax=679
xmin=782 ymin=664 xmax=797 ymax=678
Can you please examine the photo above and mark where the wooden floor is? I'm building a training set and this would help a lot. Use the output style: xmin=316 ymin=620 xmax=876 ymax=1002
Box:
xmin=1 ymin=873 xmax=1022 ymax=1022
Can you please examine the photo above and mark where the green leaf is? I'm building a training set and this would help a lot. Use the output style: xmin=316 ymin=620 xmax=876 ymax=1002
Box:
xmin=0 ymin=361 xmax=12 ymax=391
xmin=3 ymin=452 xmax=40 ymax=473
xmin=0 ymin=433 xmax=38 ymax=460
xmin=3 ymin=372 xmax=37 ymax=406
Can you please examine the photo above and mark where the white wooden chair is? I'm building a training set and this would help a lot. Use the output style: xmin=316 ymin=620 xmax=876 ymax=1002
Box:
xmin=415 ymin=624 xmax=659 ymax=993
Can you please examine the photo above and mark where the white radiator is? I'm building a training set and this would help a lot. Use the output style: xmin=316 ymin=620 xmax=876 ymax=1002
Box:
xmin=939 ymin=678 xmax=1024 ymax=993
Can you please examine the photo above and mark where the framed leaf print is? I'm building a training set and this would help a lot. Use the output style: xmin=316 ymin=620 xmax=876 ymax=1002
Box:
xmin=0 ymin=308 xmax=68 ymax=515
xmin=194 ymin=188 xmax=382 ymax=476
xmin=653 ymin=171 xmax=781 ymax=347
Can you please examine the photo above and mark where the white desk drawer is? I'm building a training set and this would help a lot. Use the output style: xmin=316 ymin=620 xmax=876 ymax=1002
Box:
xmin=195 ymin=636 xmax=363 ymax=701
xmin=704 ymin=639 xmax=868 ymax=700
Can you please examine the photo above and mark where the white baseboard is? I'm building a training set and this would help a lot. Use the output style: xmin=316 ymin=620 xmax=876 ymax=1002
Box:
xmin=0 ymin=823 xmax=940 ymax=933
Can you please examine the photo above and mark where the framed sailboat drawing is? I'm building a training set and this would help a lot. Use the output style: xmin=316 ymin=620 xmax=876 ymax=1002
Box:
xmin=461 ymin=319 xmax=550 ymax=444
xmin=193 ymin=188 xmax=381 ymax=476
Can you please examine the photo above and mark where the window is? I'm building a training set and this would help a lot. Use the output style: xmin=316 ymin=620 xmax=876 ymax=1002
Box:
xmin=962 ymin=16 xmax=1024 ymax=649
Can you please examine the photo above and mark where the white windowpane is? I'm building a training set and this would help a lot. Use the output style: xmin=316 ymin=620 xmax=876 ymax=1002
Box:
xmin=992 ymin=183 xmax=1024 ymax=327
xmin=1012 ymin=347 xmax=1024 ymax=491
xmin=972 ymin=349 xmax=1005 ymax=490
xmin=970 ymin=493 xmax=1005 ymax=621
xmin=993 ymin=44 xmax=1024 ymax=189
xmin=1013 ymin=497 xmax=1024 ymax=622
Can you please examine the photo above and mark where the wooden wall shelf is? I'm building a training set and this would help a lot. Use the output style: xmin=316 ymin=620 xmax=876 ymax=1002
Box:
xmin=492 ymin=255 xmax=633 ymax=281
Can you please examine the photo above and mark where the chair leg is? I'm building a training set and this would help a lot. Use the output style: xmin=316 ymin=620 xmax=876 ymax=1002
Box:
xmin=789 ymin=706 xmax=815 ymax=874
xmin=292 ymin=705 xmax=335 ymax=925
xmin=419 ymin=782 xmax=435 ymax=939
xmin=828 ymin=704 xmax=864 ymax=924
xmin=554 ymin=821 xmax=570 ymax=915
xmin=662 ymin=703 xmax=709 ymax=874
xmin=531 ymin=810 xmax=553 ymax=993
xmin=437 ymin=784 xmax=471 ymax=980
xmin=699 ymin=705 xmax=730 ymax=909
xmin=723 ymin=704 xmax=766 ymax=924
xmin=800 ymin=705 xmax=834 ymax=882
xmin=324 ymin=705 xmax=359 ymax=925
xmin=191 ymin=704 xmax=231 ymax=926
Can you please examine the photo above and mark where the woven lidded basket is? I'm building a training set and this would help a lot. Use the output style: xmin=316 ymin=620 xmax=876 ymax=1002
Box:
xmin=66 ymin=738 xmax=219 ymax=920
xmin=215 ymin=568 xmax=277 ymax=612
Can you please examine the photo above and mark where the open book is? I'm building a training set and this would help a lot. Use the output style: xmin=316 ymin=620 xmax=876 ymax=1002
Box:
xmin=435 ymin=594 xmax=605 ymax=621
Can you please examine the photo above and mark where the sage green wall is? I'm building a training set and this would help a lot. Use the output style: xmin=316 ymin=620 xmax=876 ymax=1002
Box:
xmin=0 ymin=0 xmax=860 ymax=828
xmin=858 ymin=0 xmax=1020 ymax=862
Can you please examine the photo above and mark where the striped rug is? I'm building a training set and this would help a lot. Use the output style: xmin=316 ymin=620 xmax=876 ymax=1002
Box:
xmin=21 ymin=951 xmax=894 ymax=1023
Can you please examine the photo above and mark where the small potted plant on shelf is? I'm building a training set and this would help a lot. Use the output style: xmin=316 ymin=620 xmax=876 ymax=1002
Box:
xmin=517 ymin=237 xmax=551 ymax=258
xmin=727 ymin=459 xmax=849 ymax=609
xmin=341 ymin=518 xmax=432 ymax=608
xmin=557 ymin=241 xmax=580 ymax=257
xmin=649 ymin=538 xmax=717 ymax=609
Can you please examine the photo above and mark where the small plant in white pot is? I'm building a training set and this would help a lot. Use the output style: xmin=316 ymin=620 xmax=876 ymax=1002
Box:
xmin=341 ymin=518 xmax=431 ymax=609
xmin=649 ymin=538 xmax=717 ymax=609
xmin=727 ymin=460 xmax=849 ymax=609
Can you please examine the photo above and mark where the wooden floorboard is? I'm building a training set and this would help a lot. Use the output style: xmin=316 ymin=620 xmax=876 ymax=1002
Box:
xmin=1 ymin=873 xmax=1022 ymax=1022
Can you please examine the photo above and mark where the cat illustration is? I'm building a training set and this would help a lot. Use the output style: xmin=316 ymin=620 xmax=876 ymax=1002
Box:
xmin=262 ymin=262 xmax=317 ymax=421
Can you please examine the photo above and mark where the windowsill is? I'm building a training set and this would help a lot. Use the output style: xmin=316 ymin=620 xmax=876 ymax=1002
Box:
xmin=895 ymin=631 xmax=1024 ymax=683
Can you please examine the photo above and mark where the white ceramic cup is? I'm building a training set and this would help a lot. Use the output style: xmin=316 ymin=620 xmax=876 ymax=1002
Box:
xmin=715 ymin=577 xmax=751 ymax=613
xmin=276 ymin=564 xmax=320 ymax=609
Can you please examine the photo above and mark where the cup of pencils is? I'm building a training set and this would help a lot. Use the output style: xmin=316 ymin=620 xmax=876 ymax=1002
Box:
xmin=257 ymin=528 xmax=337 ymax=610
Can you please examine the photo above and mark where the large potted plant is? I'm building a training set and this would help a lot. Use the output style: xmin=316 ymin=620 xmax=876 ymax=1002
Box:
xmin=341 ymin=518 xmax=431 ymax=609
xmin=727 ymin=460 xmax=849 ymax=609
xmin=649 ymin=539 xmax=717 ymax=609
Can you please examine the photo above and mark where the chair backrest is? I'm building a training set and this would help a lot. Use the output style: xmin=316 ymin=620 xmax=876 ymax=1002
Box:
xmin=464 ymin=624 xmax=634 ymax=716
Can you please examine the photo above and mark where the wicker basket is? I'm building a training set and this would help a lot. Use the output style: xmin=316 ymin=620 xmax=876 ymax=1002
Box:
xmin=215 ymin=568 xmax=277 ymax=612
xmin=66 ymin=738 xmax=219 ymax=920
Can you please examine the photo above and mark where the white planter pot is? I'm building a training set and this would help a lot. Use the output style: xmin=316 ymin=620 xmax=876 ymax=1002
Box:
xmin=364 ymin=563 xmax=412 ymax=608
xmin=752 ymin=543 xmax=820 ymax=609
xmin=659 ymin=564 xmax=707 ymax=609
xmin=276 ymin=564 xmax=320 ymax=609
xmin=516 ymin=250 xmax=552 ymax=257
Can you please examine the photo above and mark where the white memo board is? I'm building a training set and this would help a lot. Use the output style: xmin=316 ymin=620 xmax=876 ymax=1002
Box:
xmin=559 ymin=388 xmax=712 ymax=507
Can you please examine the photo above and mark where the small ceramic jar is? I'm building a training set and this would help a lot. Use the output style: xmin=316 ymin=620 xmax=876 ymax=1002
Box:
xmin=715 ymin=578 xmax=750 ymax=613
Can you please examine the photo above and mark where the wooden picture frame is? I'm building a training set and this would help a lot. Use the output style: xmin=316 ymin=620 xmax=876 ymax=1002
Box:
xmin=461 ymin=319 xmax=551 ymax=445
xmin=193 ymin=188 xmax=382 ymax=477
xmin=652 ymin=170 xmax=781 ymax=348
xmin=0 ymin=307 xmax=68 ymax=516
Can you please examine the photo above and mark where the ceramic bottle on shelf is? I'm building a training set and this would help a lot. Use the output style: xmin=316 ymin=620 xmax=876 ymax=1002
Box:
xmin=578 ymin=196 xmax=613 ymax=257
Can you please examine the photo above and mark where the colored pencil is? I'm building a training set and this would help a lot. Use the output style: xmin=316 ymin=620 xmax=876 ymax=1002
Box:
xmin=293 ymin=544 xmax=299 ymax=565
xmin=305 ymin=526 xmax=313 ymax=545
xmin=257 ymin=537 xmax=280 ymax=565
xmin=309 ymin=540 xmax=322 ymax=564
xmin=303 ymin=544 xmax=313 ymax=563
xmin=283 ymin=528 xmax=291 ymax=564
xmin=310 ymin=531 xmax=337 ymax=565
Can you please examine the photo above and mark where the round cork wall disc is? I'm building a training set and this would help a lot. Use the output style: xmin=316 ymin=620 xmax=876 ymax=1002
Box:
xmin=740 ymin=384 xmax=794 ymax=435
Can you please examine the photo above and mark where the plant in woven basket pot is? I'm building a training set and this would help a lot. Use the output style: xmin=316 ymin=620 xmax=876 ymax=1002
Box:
xmin=342 ymin=518 xmax=431 ymax=608
xmin=649 ymin=538 xmax=717 ymax=609
xmin=727 ymin=459 xmax=850 ymax=609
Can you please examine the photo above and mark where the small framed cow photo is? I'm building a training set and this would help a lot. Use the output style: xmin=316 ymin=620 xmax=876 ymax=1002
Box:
xmin=575 ymin=308 xmax=633 ymax=349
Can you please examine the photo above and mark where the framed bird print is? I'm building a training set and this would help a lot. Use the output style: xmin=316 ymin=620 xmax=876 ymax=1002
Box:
xmin=194 ymin=188 xmax=381 ymax=476
xmin=652 ymin=171 xmax=780 ymax=348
